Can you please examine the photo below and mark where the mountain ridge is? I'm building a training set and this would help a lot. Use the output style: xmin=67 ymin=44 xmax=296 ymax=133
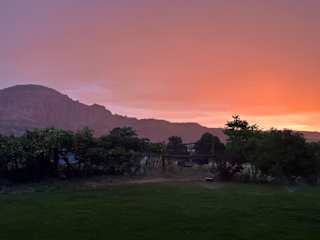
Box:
xmin=0 ymin=84 xmax=225 ymax=142
xmin=0 ymin=84 xmax=319 ymax=143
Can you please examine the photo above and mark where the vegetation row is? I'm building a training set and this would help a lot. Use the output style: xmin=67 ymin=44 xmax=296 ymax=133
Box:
xmin=0 ymin=116 xmax=319 ymax=184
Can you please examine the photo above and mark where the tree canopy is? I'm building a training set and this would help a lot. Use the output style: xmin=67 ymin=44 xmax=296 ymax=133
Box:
xmin=0 ymin=118 xmax=320 ymax=185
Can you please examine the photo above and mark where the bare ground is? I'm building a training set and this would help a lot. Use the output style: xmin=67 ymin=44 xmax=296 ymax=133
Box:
xmin=0 ymin=174 xmax=218 ymax=194
xmin=83 ymin=175 xmax=205 ymax=189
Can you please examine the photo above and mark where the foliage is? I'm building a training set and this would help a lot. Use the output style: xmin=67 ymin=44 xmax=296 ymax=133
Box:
xmin=99 ymin=127 xmax=150 ymax=175
xmin=0 ymin=118 xmax=320 ymax=185
xmin=194 ymin=132 xmax=225 ymax=165
xmin=223 ymin=116 xmax=320 ymax=183
xmin=224 ymin=115 xmax=259 ymax=143
xmin=0 ymin=127 xmax=156 ymax=182
xmin=166 ymin=136 xmax=187 ymax=155
xmin=250 ymin=130 xmax=319 ymax=184
xmin=224 ymin=115 xmax=260 ymax=162
xmin=0 ymin=135 xmax=24 ymax=180
xmin=195 ymin=133 xmax=224 ymax=155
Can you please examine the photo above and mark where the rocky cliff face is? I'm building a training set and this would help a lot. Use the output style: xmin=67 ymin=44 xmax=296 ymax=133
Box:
xmin=0 ymin=84 xmax=225 ymax=142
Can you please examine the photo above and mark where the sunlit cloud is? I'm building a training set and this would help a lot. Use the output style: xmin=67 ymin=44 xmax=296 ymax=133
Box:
xmin=1 ymin=0 xmax=320 ymax=131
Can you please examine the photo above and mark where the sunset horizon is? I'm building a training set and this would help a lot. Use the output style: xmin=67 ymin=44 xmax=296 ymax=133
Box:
xmin=1 ymin=0 xmax=320 ymax=131
xmin=2 ymin=83 xmax=320 ymax=133
xmin=2 ymin=1 xmax=320 ymax=238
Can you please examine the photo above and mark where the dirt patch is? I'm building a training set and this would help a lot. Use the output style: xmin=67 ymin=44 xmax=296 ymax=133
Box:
xmin=0 ymin=175 xmax=219 ymax=194
xmin=82 ymin=176 xmax=227 ymax=192
xmin=83 ymin=176 xmax=203 ymax=189
xmin=197 ymin=182 xmax=225 ymax=190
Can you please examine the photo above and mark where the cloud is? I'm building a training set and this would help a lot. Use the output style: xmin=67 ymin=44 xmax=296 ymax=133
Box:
xmin=1 ymin=0 xmax=320 ymax=130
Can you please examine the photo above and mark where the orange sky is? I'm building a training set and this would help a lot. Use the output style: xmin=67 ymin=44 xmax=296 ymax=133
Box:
xmin=1 ymin=0 xmax=320 ymax=130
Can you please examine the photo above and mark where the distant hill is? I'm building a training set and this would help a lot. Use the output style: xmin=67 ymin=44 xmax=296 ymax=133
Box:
xmin=0 ymin=84 xmax=319 ymax=143
xmin=0 ymin=85 xmax=226 ymax=142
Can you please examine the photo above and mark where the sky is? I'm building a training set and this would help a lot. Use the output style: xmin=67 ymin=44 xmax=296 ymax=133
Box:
xmin=1 ymin=0 xmax=320 ymax=131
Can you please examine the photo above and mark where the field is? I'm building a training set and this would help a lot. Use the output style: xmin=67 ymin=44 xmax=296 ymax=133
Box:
xmin=0 ymin=181 xmax=320 ymax=240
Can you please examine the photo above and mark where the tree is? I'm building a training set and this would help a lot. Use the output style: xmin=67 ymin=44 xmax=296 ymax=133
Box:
xmin=0 ymin=135 xmax=9 ymax=176
xmin=100 ymin=127 xmax=150 ymax=175
xmin=101 ymin=127 xmax=148 ymax=152
xmin=43 ymin=128 xmax=74 ymax=177
xmin=224 ymin=115 xmax=261 ymax=179
xmin=148 ymin=142 xmax=165 ymax=154
xmin=195 ymin=133 xmax=224 ymax=155
xmin=1 ymin=129 xmax=75 ymax=181
xmin=166 ymin=136 xmax=187 ymax=155
xmin=224 ymin=115 xmax=259 ymax=147
xmin=194 ymin=131 xmax=242 ymax=181
xmin=85 ymin=147 xmax=109 ymax=174
xmin=308 ymin=142 xmax=320 ymax=183
xmin=41 ymin=128 xmax=73 ymax=174
xmin=252 ymin=130 xmax=319 ymax=184
xmin=74 ymin=127 xmax=96 ymax=176
xmin=194 ymin=133 xmax=225 ymax=164
xmin=109 ymin=127 xmax=137 ymax=138
xmin=20 ymin=130 xmax=49 ymax=180
xmin=0 ymin=135 xmax=24 ymax=181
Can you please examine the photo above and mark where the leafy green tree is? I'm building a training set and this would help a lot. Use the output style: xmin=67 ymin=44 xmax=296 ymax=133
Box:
xmin=194 ymin=132 xmax=225 ymax=164
xmin=85 ymin=147 xmax=109 ymax=174
xmin=166 ymin=136 xmax=187 ymax=155
xmin=212 ymin=151 xmax=244 ymax=181
xmin=101 ymin=127 xmax=149 ymax=152
xmin=195 ymin=133 xmax=224 ymax=155
xmin=0 ymin=135 xmax=24 ymax=180
xmin=148 ymin=142 xmax=165 ymax=154
xmin=224 ymin=115 xmax=259 ymax=148
xmin=19 ymin=129 xmax=51 ymax=180
xmin=0 ymin=124 xmax=319 ymax=185
xmin=16 ymin=128 xmax=74 ymax=180
xmin=308 ymin=142 xmax=320 ymax=183
xmin=100 ymin=127 xmax=149 ymax=175
xmin=109 ymin=127 xmax=137 ymax=138
xmin=42 ymin=128 xmax=73 ymax=165
xmin=0 ymin=135 xmax=9 ymax=176
xmin=74 ymin=127 xmax=96 ymax=176
xmin=253 ymin=130 xmax=319 ymax=183
xmin=224 ymin=115 xmax=261 ymax=179
xmin=43 ymin=128 xmax=74 ymax=177
xmin=194 ymin=131 xmax=242 ymax=181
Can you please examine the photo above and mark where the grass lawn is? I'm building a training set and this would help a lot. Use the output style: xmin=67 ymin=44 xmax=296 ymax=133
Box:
xmin=0 ymin=182 xmax=320 ymax=240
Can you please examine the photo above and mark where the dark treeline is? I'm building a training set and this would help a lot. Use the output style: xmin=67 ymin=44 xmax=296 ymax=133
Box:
xmin=1 ymin=116 xmax=320 ymax=185
xmin=165 ymin=116 xmax=320 ymax=184
xmin=0 ymin=127 xmax=162 ymax=183
xmin=206 ymin=116 xmax=320 ymax=184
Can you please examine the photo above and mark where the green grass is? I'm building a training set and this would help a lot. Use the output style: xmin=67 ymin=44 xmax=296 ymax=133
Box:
xmin=1 ymin=182 xmax=320 ymax=240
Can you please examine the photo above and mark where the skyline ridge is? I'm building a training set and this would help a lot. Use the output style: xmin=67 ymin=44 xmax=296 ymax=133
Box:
xmin=0 ymin=84 xmax=320 ymax=143
xmin=2 ymin=83 xmax=320 ymax=132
